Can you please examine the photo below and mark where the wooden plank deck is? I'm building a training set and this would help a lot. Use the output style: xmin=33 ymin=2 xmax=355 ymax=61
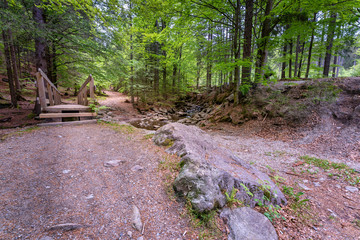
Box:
xmin=39 ymin=112 xmax=97 ymax=119
xmin=45 ymin=104 xmax=91 ymax=112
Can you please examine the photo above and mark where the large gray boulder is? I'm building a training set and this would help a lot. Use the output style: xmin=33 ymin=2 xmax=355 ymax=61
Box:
xmin=220 ymin=207 xmax=278 ymax=240
xmin=153 ymin=123 xmax=286 ymax=212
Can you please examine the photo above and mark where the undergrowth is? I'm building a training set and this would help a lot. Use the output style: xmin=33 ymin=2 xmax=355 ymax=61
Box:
xmin=99 ymin=120 xmax=136 ymax=134
xmin=300 ymin=155 xmax=360 ymax=185
xmin=1 ymin=126 xmax=39 ymax=141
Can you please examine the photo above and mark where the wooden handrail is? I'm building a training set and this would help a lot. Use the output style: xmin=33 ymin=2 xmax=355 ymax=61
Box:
xmin=77 ymin=74 xmax=95 ymax=106
xmin=36 ymin=69 xmax=62 ymax=110
xmin=38 ymin=68 xmax=61 ymax=94
xmin=78 ymin=75 xmax=92 ymax=93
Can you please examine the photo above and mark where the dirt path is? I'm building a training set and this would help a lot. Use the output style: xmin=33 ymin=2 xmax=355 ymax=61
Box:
xmin=0 ymin=124 xmax=198 ymax=239
xmin=98 ymin=91 xmax=141 ymax=122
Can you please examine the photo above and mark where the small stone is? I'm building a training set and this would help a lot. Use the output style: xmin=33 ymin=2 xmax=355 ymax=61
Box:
xmin=313 ymin=182 xmax=321 ymax=187
xmin=58 ymin=135 xmax=62 ymax=138
xmin=104 ymin=160 xmax=124 ymax=167
xmin=127 ymin=231 xmax=133 ymax=238
xmin=85 ymin=194 xmax=94 ymax=199
xmin=137 ymin=237 xmax=144 ymax=240
xmin=45 ymin=186 xmax=50 ymax=189
xmin=39 ymin=237 xmax=53 ymax=240
xmin=8 ymin=147 xmax=13 ymax=149
xmin=131 ymin=165 xmax=143 ymax=172
xmin=327 ymin=209 xmax=337 ymax=218
xmin=303 ymin=180 xmax=309 ymax=183
xmin=132 ymin=205 xmax=143 ymax=231
xmin=345 ymin=186 xmax=359 ymax=193
xmin=336 ymin=184 xmax=341 ymax=189
xmin=62 ymin=169 xmax=71 ymax=174
xmin=298 ymin=183 xmax=312 ymax=191
xmin=319 ymin=177 xmax=326 ymax=182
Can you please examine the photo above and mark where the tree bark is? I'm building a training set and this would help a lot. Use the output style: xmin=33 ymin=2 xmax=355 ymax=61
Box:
xmin=332 ymin=54 xmax=337 ymax=78
xmin=305 ymin=13 xmax=317 ymax=78
xmin=33 ymin=1 xmax=48 ymax=73
xmin=323 ymin=13 xmax=337 ymax=77
xmin=298 ymin=41 xmax=305 ymax=78
xmin=288 ymin=39 xmax=293 ymax=78
xmin=241 ymin=0 xmax=254 ymax=85
xmin=233 ymin=0 xmax=241 ymax=104
xmin=281 ymin=41 xmax=287 ymax=79
xmin=2 ymin=30 xmax=17 ymax=106
xmin=255 ymin=0 xmax=274 ymax=82
xmin=294 ymin=35 xmax=300 ymax=77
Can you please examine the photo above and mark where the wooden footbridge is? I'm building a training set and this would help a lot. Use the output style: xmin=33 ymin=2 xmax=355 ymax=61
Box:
xmin=36 ymin=68 xmax=97 ymax=124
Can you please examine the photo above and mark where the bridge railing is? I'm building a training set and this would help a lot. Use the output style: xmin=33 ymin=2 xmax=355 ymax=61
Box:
xmin=36 ymin=68 xmax=62 ymax=110
xmin=77 ymin=74 xmax=95 ymax=106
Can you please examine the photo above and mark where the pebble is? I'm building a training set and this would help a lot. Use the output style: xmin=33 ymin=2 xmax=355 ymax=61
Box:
xmin=137 ymin=237 xmax=144 ymax=240
xmin=313 ymin=182 xmax=321 ymax=187
xmin=298 ymin=183 xmax=312 ymax=191
xmin=104 ymin=160 xmax=124 ymax=167
xmin=132 ymin=205 xmax=143 ymax=231
xmin=303 ymin=180 xmax=309 ymax=183
xmin=336 ymin=184 xmax=341 ymax=189
xmin=131 ymin=165 xmax=143 ymax=172
xmin=319 ymin=177 xmax=326 ymax=182
xmin=62 ymin=169 xmax=71 ymax=174
xmin=345 ymin=186 xmax=359 ymax=193
xmin=39 ymin=237 xmax=53 ymax=240
xmin=127 ymin=231 xmax=133 ymax=238
xmin=58 ymin=135 xmax=62 ymax=138
xmin=85 ymin=194 xmax=94 ymax=199
xmin=327 ymin=209 xmax=337 ymax=218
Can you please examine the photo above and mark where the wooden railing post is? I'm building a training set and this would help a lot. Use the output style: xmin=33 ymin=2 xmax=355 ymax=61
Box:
xmin=36 ymin=72 xmax=47 ymax=110
xmin=89 ymin=75 xmax=94 ymax=99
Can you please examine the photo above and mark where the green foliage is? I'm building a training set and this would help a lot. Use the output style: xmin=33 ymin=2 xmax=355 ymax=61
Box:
xmin=300 ymin=155 xmax=360 ymax=185
xmin=225 ymin=187 xmax=244 ymax=207
xmin=89 ymin=104 xmax=110 ymax=113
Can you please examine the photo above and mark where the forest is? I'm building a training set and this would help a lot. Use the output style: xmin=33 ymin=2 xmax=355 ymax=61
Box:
xmin=1 ymin=0 xmax=360 ymax=108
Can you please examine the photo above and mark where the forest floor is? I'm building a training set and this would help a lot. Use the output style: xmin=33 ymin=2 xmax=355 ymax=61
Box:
xmin=0 ymin=80 xmax=360 ymax=239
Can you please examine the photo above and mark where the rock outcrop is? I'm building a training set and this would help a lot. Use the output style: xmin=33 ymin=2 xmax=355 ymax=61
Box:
xmin=153 ymin=123 xmax=287 ymax=212
xmin=220 ymin=207 xmax=278 ymax=240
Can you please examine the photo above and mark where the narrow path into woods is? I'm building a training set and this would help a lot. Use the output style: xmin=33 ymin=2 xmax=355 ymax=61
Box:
xmin=0 ymin=124 xmax=197 ymax=239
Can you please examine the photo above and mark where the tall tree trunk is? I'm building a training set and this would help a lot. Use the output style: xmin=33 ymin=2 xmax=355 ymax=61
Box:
xmin=172 ymin=63 xmax=177 ymax=93
xmin=294 ymin=35 xmax=300 ymax=77
xmin=2 ymin=30 xmax=17 ymax=106
xmin=16 ymin=45 xmax=21 ymax=79
xmin=196 ymin=57 xmax=201 ymax=89
xmin=332 ymin=54 xmax=337 ymax=77
xmin=298 ymin=41 xmax=305 ymax=78
xmin=206 ymin=24 xmax=213 ymax=91
xmin=161 ymin=19 xmax=167 ymax=98
xmin=289 ymin=39 xmax=293 ymax=78
xmin=281 ymin=41 xmax=287 ymax=79
xmin=233 ymin=0 xmax=241 ymax=104
xmin=241 ymin=0 xmax=254 ymax=85
xmin=33 ymin=2 xmax=48 ymax=73
xmin=177 ymin=45 xmax=182 ymax=94
xmin=323 ymin=13 xmax=337 ymax=77
xmin=8 ymin=30 xmax=20 ymax=91
xmin=129 ymin=1 xmax=134 ymax=103
xmin=255 ymin=0 xmax=274 ymax=82
xmin=305 ymin=13 xmax=317 ymax=78
xmin=153 ymin=20 xmax=160 ymax=94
